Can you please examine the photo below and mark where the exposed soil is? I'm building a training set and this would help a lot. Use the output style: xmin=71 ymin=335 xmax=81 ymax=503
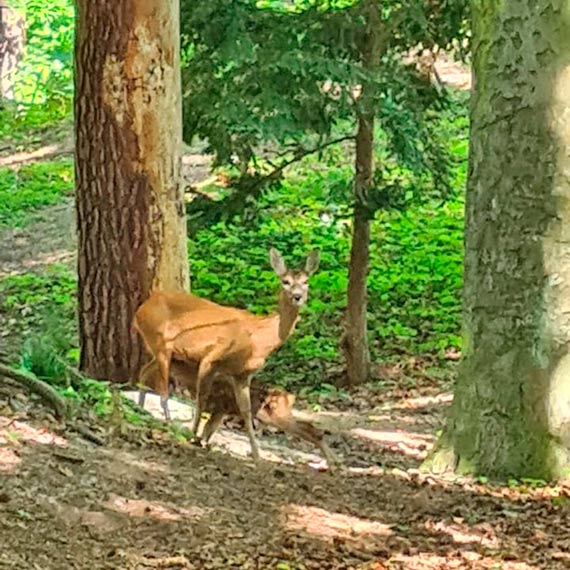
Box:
xmin=2 ymin=374 xmax=570 ymax=570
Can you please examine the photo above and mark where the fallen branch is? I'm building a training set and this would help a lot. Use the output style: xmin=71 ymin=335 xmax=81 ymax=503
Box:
xmin=70 ymin=423 xmax=105 ymax=446
xmin=139 ymin=555 xmax=192 ymax=568
xmin=0 ymin=363 xmax=67 ymax=419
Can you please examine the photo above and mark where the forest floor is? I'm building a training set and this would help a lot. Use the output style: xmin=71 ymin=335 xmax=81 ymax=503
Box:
xmin=2 ymin=369 xmax=570 ymax=570
xmin=3 ymin=59 xmax=570 ymax=570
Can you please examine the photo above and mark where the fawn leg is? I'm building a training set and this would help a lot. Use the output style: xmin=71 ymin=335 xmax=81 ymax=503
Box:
xmin=201 ymin=411 xmax=225 ymax=444
xmin=191 ymin=342 xmax=231 ymax=437
xmin=232 ymin=376 xmax=260 ymax=461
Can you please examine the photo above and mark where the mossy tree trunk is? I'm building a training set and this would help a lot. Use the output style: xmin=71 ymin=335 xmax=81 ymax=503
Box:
xmin=426 ymin=0 xmax=570 ymax=479
xmin=74 ymin=0 xmax=189 ymax=383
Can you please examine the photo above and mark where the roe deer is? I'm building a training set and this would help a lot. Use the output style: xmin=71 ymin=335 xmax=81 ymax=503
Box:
xmin=141 ymin=359 xmax=337 ymax=468
xmin=133 ymin=248 xmax=320 ymax=461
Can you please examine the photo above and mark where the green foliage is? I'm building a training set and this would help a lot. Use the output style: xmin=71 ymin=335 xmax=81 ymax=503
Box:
xmin=187 ymin=94 xmax=466 ymax=388
xmin=0 ymin=265 xmax=76 ymax=344
xmin=0 ymin=0 xmax=470 ymax=393
xmin=180 ymin=0 xmax=469 ymax=224
xmin=0 ymin=159 xmax=73 ymax=227
xmin=0 ymin=1 xmax=73 ymax=143
xmin=13 ymin=0 xmax=74 ymax=110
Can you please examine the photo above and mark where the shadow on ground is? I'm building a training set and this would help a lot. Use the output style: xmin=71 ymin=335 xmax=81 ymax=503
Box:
xmin=1 ymin=378 xmax=569 ymax=570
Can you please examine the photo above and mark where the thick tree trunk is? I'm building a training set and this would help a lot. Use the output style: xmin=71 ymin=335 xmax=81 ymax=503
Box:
xmin=425 ymin=1 xmax=570 ymax=479
xmin=74 ymin=0 xmax=189 ymax=383
xmin=0 ymin=1 xmax=25 ymax=101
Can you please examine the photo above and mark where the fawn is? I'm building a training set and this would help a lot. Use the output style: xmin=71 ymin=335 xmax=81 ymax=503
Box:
xmin=141 ymin=358 xmax=337 ymax=468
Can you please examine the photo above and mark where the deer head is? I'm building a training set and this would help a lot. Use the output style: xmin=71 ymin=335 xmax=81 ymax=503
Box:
xmin=269 ymin=248 xmax=320 ymax=307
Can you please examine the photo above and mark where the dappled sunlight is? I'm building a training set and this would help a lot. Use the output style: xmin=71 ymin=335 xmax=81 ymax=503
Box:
xmin=0 ymin=249 xmax=75 ymax=278
xmin=0 ymin=144 xmax=64 ymax=168
xmin=124 ymin=392 xmax=328 ymax=469
xmin=390 ymin=552 xmax=539 ymax=570
xmin=206 ymin=426 xmax=325 ymax=469
xmin=425 ymin=519 xmax=500 ymax=550
xmin=0 ymin=418 xmax=67 ymax=447
xmin=284 ymin=504 xmax=392 ymax=543
xmin=350 ymin=427 xmax=434 ymax=459
xmin=0 ymin=447 xmax=21 ymax=473
xmin=123 ymin=390 xmax=194 ymax=422
xmin=115 ymin=552 xmax=193 ymax=568
xmin=387 ymin=392 xmax=453 ymax=412
xmin=39 ymin=497 xmax=125 ymax=533
xmin=99 ymin=449 xmax=172 ymax=477
xmin=104 ymin=493 xmax=206 ymax=522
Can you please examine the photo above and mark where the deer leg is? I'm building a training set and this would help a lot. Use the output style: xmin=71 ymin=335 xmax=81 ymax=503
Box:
xmin=232 ymin=376 xmax=260 ymax=462
xmin=137 ymin=358 xmax=157 ymax=410
xmin=190 ymin=356 xmax=217 ymax=437
xmin=191 ymin=342 xmax=231 ymax=438
xmin=156 ymin=350 xmax=173 ymax=421
xmin=201 ymin=410 xmax=225 ymax=444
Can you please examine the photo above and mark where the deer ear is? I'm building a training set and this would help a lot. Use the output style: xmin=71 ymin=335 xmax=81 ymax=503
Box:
xmin=304 ymin=249 xmax=320 ymax=276
xmin=269 ymin=248 xmax=287 ymax=276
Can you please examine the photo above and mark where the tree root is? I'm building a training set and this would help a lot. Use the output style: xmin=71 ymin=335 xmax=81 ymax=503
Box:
xmin=0 ymin=362 xmax=67 ymax=419
xmin=421 ymin=444 xmax=458 ymax=474
xmin=70 ymin=423 xmax=105 ymax=446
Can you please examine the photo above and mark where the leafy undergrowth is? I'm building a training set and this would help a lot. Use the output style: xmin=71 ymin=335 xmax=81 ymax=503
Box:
xmin=0 ymin=89 xmax=467 ymax=392
xmin=0 ymin=159 xmax=74 ymax=227
xmin=0 ymin=104 xmax=72 ymax=158
xmin=2 ymin=374 xmax=570 ymax=570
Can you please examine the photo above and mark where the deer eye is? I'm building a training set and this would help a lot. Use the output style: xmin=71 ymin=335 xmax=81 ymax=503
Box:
xmin=282 ymin=278 xmax=292 ymax=286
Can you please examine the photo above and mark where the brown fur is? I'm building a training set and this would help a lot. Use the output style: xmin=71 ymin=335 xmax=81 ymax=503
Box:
xmin=133 ymin=248 xmax=320 ymax=462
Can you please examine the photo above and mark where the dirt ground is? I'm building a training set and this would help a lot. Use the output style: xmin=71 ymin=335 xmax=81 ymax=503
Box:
xmin=2 ymin=374 xmax=570 ymax=570
xmin=4 ymin=59 xmax=570 ymax=569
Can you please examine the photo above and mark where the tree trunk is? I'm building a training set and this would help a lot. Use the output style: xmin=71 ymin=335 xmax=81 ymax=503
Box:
xmin=425 ymin=1 xmax=570 ymax=480
xmin=343 ymin=122 xmax=373 ymax=387
xmin=0 ymin=0 xmax=25 ymax=102
xmin=74 ymin=0 xmax=189 ymax=383
xmin=342 ymin=2 xmax=379 ymax=387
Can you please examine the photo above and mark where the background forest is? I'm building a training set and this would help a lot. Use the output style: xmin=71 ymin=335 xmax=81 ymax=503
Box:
xmin=0 ymin=0 xmax=468 ymax=398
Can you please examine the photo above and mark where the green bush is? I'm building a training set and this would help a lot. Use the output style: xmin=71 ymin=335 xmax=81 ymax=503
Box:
xmin=14 ymin=0 xmax=74 ymax=108
xmin=0 ymin=265 xmax=77 ymax=351
xmin=0 ymin=159 xmax=73 ymax=227
xmin=185 ymin=91 xmax=467 ymax=388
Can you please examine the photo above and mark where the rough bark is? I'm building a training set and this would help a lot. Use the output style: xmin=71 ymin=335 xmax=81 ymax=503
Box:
xmin=74 ymin=0 xmax=189 ymax=383
xmin=343 ymin=127 xmax=373 ymax=387
xmin=0 ymin=0 xmax=25 ymax=101
xmin=425 ymin=1 xmax=570 ymax=479
xmin=342 ymin=2 xmax=379 ymax=386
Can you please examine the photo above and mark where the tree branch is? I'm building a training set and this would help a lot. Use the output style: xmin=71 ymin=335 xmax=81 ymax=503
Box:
xmin=261 ymin=134 xmax=355 ymax=183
